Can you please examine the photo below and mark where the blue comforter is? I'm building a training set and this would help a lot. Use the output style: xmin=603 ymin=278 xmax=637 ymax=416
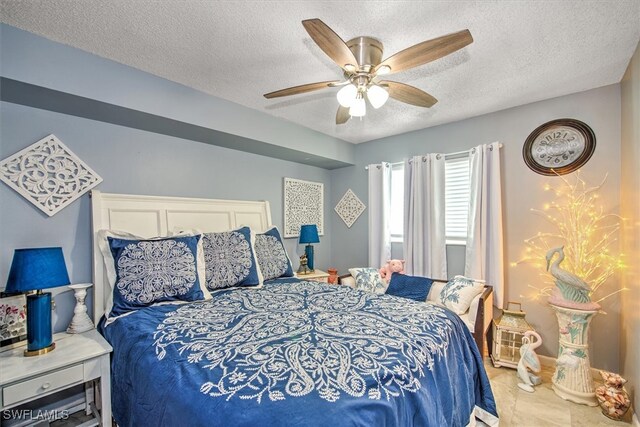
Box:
xmin=101 ymin=279 xmax=497 ymax=426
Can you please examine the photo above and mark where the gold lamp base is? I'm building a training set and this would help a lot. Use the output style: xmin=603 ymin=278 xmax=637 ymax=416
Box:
xmin=24 ymin=343 xmax=55 ymax=357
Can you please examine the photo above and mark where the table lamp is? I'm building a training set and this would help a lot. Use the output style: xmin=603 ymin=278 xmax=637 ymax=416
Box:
xmin=5 ymin=247 xmax=70 ymax=356
xmin=299 ymin=224 xmax=320 ymax=272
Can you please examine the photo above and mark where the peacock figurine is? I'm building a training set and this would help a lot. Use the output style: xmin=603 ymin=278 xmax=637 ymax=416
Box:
xmin=546 ymin=246 xmax=592 ymax=304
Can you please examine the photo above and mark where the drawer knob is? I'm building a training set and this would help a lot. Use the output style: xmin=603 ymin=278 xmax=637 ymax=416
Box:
xmin=41 ymin=382 xmax=51 ymax=390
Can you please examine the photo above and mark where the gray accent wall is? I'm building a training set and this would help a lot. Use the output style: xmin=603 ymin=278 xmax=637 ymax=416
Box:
xmin=330 ymin=84 xmax=622 ymax=371
xmin=0 ymin=102 xmax=333 ymax=333
xmin=0 ymin=24 xmax=355 ymax=168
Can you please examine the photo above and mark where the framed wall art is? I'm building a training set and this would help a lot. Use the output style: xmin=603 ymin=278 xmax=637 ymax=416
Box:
xmin=283 ymin=178 xmax=324 ymax=238
xmin=522 ymin=118 xmax=596 ymax=176
xmin=0 ymin=293 xmax=27 ymax=352
xmin=334 ymin=189 xmax=366 ymax=228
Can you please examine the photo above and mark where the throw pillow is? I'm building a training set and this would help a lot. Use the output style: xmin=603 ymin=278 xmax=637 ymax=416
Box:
xmin=105 ymin=235 xmax=205 ymax=317
xmin=439 ymin=275 xmax=485 ymax=314
xmin=386 ymin=273 xmax=433 ymax=302
xmin=348 ymin=267 xmax=387 ymax=294
xmin=254 ymin=227 xmax=294 ymax=280
xmin=200 ymin=226 xmax=262 ymax=290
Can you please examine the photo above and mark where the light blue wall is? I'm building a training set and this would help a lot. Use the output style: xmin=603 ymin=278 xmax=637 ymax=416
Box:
xmin=0 ymin=102 xmax=333 ymax=332
xmin=331 ymin=84 xmax=622 ymax=371
xmin=0 ymin=23 xmax=347 ymax=335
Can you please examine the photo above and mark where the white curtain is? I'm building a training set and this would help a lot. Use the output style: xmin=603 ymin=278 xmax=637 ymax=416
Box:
xmin=368 ymin=162 xmax=391 ymax=268
xmin=465 ymin=142 xmax=505 ymax=309
xmin=403 ymin=154 xmax=447 ymax=278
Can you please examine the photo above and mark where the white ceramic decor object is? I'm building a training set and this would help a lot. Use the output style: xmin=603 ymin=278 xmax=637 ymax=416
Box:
xmin=67 ymin=283 xmax=94 ymax=334
xmin=550 ymin=304 xmax=598 ymax=406
xmin=0 ymin=134 xmax=102 ymax=216
xmin=334 ymin=189 xmax=366 ymax=228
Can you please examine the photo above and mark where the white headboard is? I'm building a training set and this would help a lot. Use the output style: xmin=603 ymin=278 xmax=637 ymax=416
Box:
xmin=90 ymin=190 xmax=272 ymax=325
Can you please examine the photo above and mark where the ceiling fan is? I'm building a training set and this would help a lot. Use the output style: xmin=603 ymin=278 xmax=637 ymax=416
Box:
xmin=263 ymin=19 xmax=473 ymax=125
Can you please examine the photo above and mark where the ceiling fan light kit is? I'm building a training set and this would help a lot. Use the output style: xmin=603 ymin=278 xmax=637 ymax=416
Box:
xmin=264 ymin=19 xmax=473 ymax=125
xmin=367 ymin=84 xmax=389 ymax=109
xmin=337 ymin=84 xmax=357 ymax=107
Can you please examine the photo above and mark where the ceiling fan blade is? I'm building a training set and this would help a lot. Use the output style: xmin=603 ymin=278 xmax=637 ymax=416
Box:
xmin=263 ymin=80 xmax=339 ymax=98
xmin=336 ymin=105 xmax=350 ymax=124
xmin=302 ymin=19 xmax=359 ymax=71
xmin=375 ymin=29 xmax=473 ymax=75
xmin=381 ymin=81 xmax=438 ymax=107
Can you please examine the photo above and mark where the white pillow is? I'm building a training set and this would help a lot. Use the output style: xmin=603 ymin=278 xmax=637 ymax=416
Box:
xmin=427 ymin=282 xmax=446 ymax=304
xmin=439 ymin=275 xmax=485 ymax=315
xmin=467 ymin=292 xmax=484 ymax=326
xmin=348 ymin=268 xmax=388 ymax=294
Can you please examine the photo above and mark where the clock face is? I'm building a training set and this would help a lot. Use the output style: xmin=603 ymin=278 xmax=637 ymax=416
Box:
xmin=523 ymin=119 xmax=596 ymax=176
xmin=531 ymin=126 xmax=585 ymax=169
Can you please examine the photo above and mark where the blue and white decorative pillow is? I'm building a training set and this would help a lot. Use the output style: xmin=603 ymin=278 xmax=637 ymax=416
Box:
xmin=106 ymin=235 xmax=205 ymax=317
xmin=254 ymin=227 xmax=294 ymax=281
xmin=200 ymin=227 xmax=262 ymax=290
xmin=348 ymin=267 xmax=388 ymax=294
xmin=439 ymin=275 xmax=485 ymax=314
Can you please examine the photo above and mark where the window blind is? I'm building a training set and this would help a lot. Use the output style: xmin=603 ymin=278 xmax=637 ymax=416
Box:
xmin=445 ymin=155 xmax=470 ymax=243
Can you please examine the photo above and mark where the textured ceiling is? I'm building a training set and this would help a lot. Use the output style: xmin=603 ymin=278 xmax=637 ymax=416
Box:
xmin=1 ymin=1 xmax=639 ymax=144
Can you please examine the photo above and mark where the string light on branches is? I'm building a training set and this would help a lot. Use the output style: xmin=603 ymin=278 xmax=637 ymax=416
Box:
xmin=513 ymin=172 xmax=626 ymax=305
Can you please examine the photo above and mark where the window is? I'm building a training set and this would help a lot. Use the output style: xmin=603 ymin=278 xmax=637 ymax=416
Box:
xmin=389 ymin=163 xmax=404 ymax=242
xmin=444 ymin=155 xmax=471 ymax=245
xmin=387 ymin=155 xmax=471 ymax=245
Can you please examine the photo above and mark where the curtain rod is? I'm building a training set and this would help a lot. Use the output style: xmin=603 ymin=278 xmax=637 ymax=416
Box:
xmin=364 ymin=143 xmax=503 ymax=170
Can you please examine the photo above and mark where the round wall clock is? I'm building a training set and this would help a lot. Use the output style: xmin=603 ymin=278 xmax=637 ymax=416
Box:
xmin=523 ymin=118 xmax=596 ymax=176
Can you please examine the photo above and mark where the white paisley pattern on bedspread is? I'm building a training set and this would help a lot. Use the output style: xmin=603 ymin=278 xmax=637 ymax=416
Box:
xmin=153 ymin=282 xmax=454 ymax=403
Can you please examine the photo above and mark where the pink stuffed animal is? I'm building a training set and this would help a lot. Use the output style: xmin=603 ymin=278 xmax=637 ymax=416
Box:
xmin=379 ymin=259 xmax=406 ymax=281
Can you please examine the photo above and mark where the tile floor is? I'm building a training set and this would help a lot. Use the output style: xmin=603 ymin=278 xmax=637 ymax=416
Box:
xmin=484 ymin=359 xmax=634 ymax=426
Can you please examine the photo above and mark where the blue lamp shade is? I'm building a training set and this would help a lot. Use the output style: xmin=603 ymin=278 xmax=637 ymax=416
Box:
xmin=5 ymin=248 xmax=69 ymax=356
xmin=299 ymin=225 xmax=320 ymax=271
xmin=6 ymin=247 xmax=70 ymax=292
xmin=299 ymin=225 xmax=320 ymax=244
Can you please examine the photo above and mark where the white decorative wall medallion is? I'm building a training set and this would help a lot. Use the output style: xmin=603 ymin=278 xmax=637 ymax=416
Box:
xmin=283 ymin=178 xmax=324 ymax=238
xmin=0 ymin=134 xmax=103 ymax=216
xmin=334 ymin=189 xmax=366 ymax=228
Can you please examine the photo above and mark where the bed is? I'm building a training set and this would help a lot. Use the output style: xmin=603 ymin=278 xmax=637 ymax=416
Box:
xmin=91 ymin=191 xmax=498 ymax=427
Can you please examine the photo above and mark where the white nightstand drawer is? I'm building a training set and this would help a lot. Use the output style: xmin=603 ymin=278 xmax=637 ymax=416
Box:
xmin=3 ymin=364 xmax=84 ymax=407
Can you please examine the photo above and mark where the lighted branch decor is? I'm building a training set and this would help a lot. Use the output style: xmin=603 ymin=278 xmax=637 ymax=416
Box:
xmin=513 ymin=172 xmax=625 ymax=305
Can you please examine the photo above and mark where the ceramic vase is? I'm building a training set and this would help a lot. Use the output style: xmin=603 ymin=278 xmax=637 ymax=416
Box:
xmin=596 ymin=371 xmax=631 ymax=420
xmin=327 ymin=268 xmax=338 ymax=284
xmin=549 ymin=303 xmax=598 ymax=406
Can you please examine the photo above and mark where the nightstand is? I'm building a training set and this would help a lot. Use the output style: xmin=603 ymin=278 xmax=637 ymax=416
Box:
xmin=0 ymin=329 xmax=112 ymax=426
xmin=296 ymin=269 xmax=330 ymax=283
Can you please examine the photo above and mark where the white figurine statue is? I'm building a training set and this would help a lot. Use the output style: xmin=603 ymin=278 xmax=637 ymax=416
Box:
xmin=517 ymin=330 xmax=543 ymax=392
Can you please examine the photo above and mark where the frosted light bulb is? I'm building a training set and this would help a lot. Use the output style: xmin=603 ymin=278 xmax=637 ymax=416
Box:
xmin=367 ymin=85 xmax=389 ymax=109
xmin=349 ymin=97 xmax=366 ymax=117
xmin=337 ymin=84 xmax=357 ymax=108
